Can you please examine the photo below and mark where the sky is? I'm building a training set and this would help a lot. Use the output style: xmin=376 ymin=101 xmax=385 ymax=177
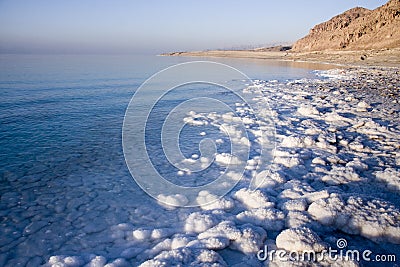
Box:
xmin=0 ymin=0 xmax=388 ymax=54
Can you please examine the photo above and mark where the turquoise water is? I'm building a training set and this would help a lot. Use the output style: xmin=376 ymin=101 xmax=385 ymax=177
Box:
xmin=0 ymin=55 xmax=321 ymax=184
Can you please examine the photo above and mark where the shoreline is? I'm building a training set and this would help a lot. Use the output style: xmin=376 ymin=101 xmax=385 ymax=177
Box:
xmin=161 ymin=48 xmax=400 ymax=68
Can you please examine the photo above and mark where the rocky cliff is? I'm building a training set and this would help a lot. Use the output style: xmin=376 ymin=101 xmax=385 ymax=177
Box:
xmin=292 ymin=0 xmax=400 ymax=51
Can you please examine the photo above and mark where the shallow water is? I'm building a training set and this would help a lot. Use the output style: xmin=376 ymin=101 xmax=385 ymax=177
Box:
xmin=0 ymin=55 xmax=323 ymax=177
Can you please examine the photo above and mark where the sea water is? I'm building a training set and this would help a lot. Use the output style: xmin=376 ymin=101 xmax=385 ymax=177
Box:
xmin=0 ymin=54 xmax=333 ymax=265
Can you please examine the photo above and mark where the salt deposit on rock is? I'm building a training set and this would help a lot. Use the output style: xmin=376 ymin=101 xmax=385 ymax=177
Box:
xmin=139 ymin=247 xmax=227 ymax=267
xmin=252 ymin=169 xmax=286 ymax=189
xmin=184 ymin=212 xmax=217 ymax=233
xmin=236 ymin=208 xmax=285 ymax=231
xmin=297 ymin=105 xmax=320 ymax=116
xmin=198 ymin=221 xmax=242 ymax=241
xmin=230 ymin=224 xmax=267 ymax=254
xmin=233 ymin=188 xmax=274 ymax=209
xmin=215 ymin=153 xmax=243 ymax=165
xmin=132 ymin=229 xmax=152 ymax=240
xmin=308 ymin=194 xmax=400 ymax=243
xmin=274 ymin=155 xmax=303 ymax=168
xmin=375 ymin=168 xmax=400 ymax=191
xmin=311 ymin=157 xmax=326 ymax=165
xmin=281 ymin=136 xmax=305 ymax=148
xmin=321 ymin=166 xmax=363 ymax=185
xmin=196 ymin=191 xmax=235 ymax=210
xmin=157 ymin=194 xmax=189 ymax=207
xmin=279 ymin=198 xmax=308 ymax=212
xmin=276 ymin=227 xmax=327 ymax=252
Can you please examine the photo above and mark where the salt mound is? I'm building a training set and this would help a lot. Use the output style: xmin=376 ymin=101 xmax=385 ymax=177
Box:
xmin=375 ymin=168 xmax=400 ymax=192
xmin=236 ymin=208 xmax=285 ymax=231
xmin=252 ymin=169 xmax=286 ymax=189
xmin=281 ymin=136 xmax=305 ymax=148
xmin=321 ymin=166 xmax=363 ymax=185
xmin=157 ymin=194 xmax=189 ymax=207
xmin=198 ymin=221 xmax=241 ymax=241
xmin=215 ymin=153 xmax=243 ymax=165
xmin=198 ymin=221 xmax=267 ymax=254
xmin=279 ymin=198 xmax=308 ymax=212
xmin=308 ymin=194 xmax=400 ymax=243
xmin=276 ymin=227 xmax=327 ymax=252
xmin=44 ymin=255 xmax=131 ymax=267
xmin=297 ymin=105 xmax=320 ymax=116
xmin=196 ymin=191 xmax=235 ymax=210
xmin=133 ymin=229 xmax=152 ymax=240
xmin=276 ymin=157 xmax=303 ymax=168
xmin=187 ymin=236 xmax=230 ymax=250
xmin=184 ymin=212 xmax=217 ymax=233
xmin=356 ymin=101 xmax=370 ymax=112
xmin=46 ymin=255 xmax=84 ymax=267
xmin=233 ymin=188 xmax=274 ymax=209
xmin=230 ymin=224 xmax=267 ymax=254
xmin=139 ymin=247 xmax=227 ymax=267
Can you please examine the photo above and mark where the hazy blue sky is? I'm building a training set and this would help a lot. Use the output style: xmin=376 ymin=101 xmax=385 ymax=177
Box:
xmin=0 ymin=0 xmax=387 ymax=54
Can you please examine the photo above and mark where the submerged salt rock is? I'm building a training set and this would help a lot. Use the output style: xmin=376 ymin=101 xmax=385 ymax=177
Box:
xmin=276 ymin=227 xmax=326 ymax=252
xmin=121 ymin=247 xmax=143 ymax=258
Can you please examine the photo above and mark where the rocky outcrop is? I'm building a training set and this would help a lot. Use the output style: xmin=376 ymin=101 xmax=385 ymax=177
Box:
xmin=292 ymin=0 xmax=400 ymax=51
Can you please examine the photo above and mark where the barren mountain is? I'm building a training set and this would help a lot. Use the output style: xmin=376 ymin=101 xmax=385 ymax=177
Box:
xmin=292 ymin=0 xmax=400 ymax=51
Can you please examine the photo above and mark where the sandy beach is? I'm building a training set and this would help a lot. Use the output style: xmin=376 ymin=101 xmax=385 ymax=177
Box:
xmin=163 ymin=48 xmax=400 ymax=68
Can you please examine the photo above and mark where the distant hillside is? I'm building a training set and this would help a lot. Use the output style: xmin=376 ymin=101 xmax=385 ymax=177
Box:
xmin=292 ymin=0 xmax=400 ymax=51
